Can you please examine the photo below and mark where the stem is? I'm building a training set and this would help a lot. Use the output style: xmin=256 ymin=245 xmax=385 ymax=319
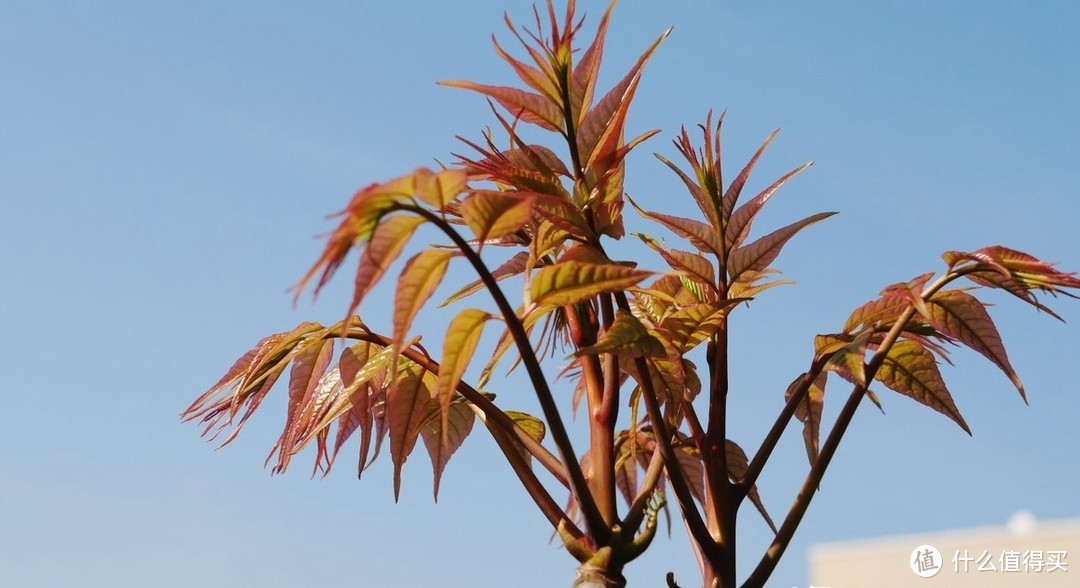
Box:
xmin=623 ymin=448 xmax=664 ymax=532
xmin=609 ymin=290 xmax=717 ymax=558
xmin=737 ymin=356 xmax=830 ymax=499
xmin=404 ymin=205 xmax=608 ymax=542
xmin=743 ymin=272 xmax=959 ymax=587
xmin=704 ymin=323 xmax=735 ymax=584
xmin=593 ymin=294 xmax=620 ymax=525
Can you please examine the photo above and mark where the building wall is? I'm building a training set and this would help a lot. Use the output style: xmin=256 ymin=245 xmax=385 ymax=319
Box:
xmin=808 ymin=514 xmax=1077 ymax=587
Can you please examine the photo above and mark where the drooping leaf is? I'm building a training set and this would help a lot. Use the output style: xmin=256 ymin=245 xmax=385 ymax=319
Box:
xmin=266 ymin=337 xmax=335 ymax=473
xmin=394 ymin=250 xmax=457 ymax=349
xmin=918 ymin=289 xmax=1024 ymax=400
xmin=388 ymin=363 xmax=437 ymax=500
xmin=440 ymin=80 xmax=564 ymax=132
xmin=784 ymin=371 xmax=827 ymax=465
xmin=875 ymin=340 xmax=971 ymax=434
xmin=530 ymin=261 xmax=651 ymax=306
xmin=727 ymin=211 xmax=837 ymax=283
xmin=436 ymin=309 xmax=491 ymax=447
xmin=725 ymin=440 xmax=777 ymax=534
xmin=344 ymin=215 xmax=427 ymax=323
xmin=674 ymin=445 xmax=706 ymax=505
xmin=461 ymin=190 xmax=537 ymax=245
xmin=293 ymin=173 xmax=422 ymax=301
xmin=421 ymin=401 xmax=475 ymax=501
xmin=504 ymin=410 xmax=547 ymax=466
xmin=574 ymin=309 xmax=663 ymax=358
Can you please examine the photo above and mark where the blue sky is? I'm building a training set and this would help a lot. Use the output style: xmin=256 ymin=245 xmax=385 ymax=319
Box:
xmin=2 ymin=2 xmax=1078 ymax=587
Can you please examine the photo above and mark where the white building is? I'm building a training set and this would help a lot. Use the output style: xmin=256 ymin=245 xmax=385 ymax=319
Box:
xmin=809 ymin=512 xmax=1077 ymax=587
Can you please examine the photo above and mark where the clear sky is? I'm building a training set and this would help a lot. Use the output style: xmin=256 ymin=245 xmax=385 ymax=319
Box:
xmin=2 ymin=2 xmax=1078 ymax=587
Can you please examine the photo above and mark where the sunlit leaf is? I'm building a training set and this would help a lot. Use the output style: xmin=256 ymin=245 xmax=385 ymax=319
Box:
xmin=436 ymin=309 xmax=491 ymax=447
xmin=394 ymin=250 xmax=457 ymax=349
xmin=577 ymin=29 xmax=669 ymax=170
xmin=504 ymin=410 xmax=547 ymax=466
xmin=388 ymin=363 xmax=437 ymax=500
xmin=344 ymin=215 xmax=427 ymax=322
xmin=728 ymin=211 xmax=836 ymax=282
xmin=293 ymin=175 xmax=419 ymax=301
xmin=784 ymin=371 xmax=826 ymax=465
xmin=626 ymin=195 xmax=722 ymax=258
xmin=574 ymin=309 xmax=663 ymax=358
xmin=725 ymin=440 xmax=777 ymax=534
xmin=725 ymin=161 xmax=813 ymax=252
xmin=920 ymin=289 xmax=1024 ymax=400
xmin=440 ymin=80 xmax=564 ymax=131
xmin=660 ymin=300 xmax=742 ymax=353
xmin=414 ymin=168 xmax=468 ymax=210
xmin=421 ymin=401 xmax=475 ymax=501
xmin=530 ymin=261 xmax=651 ymax=306
xmin=441 ymin=251 xmax=529 ymax=308
xmin=875 ymin=340 xmax=971 ymax=434
xmin=461 ymin=190 xmax=537 ymax=245
xmin=721 ymin=130 xmax=779 ymax=219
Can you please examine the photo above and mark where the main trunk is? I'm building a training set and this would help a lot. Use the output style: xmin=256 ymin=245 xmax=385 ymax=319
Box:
xmin=572 ymin=563 xmax=626 ymax=588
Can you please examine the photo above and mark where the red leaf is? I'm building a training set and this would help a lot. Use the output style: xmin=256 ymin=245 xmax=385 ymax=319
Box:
xmin=388 ymin=363 xmax=437 ymax=500
xmin=727 ymin=211 xmax=836 ymax=282
xmin=785 ymin=371 xmax=826 ymax=465
xmin=922 ymin=289 xmax=1025 ymax=400
xmin=421 ymin=401 xmax=475 ymax=501
xmin=876 ymin=340 xmax=971 ymax=434
xmin=725 ymin=161 xmax=813 ymax=252
xmin=440 ymin=80 xmax=564 ymax=132
xmin=721 ymin=130 xmax=779 ymax=220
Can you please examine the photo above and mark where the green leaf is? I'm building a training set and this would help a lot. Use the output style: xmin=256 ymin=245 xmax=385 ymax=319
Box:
xmin=921 ymin=289 xmax=1025 ymax=400
xmin=421 ymin=401 xmax=475 ymax=501
xmin=394 ymin=250 xmax=457 ymax=349
xmin=530 ymin=261 xmax=651 ymax=306
xmin=574 ymin=309 xmax=663 ymax=358
xmin=413 ymin=168 xmax=467 ymax=210
xmin=728 ymin=211 xmax=836 ymax=283
xmin=504 ymin=410 xmax=547 ymax=466
xmin=436 ymin=309 xmax=491 ymax=448
xmin=660 ymin=300 xmax=742 ymax=352
xmin=461 ymin=190 xmax=537 ymax=245
xmin=635 ymin=233 xmax=718 ymax=294
xmin=876 ymin=340 xmax=971 ymax=434
xmin=388 ymin=363 xmax=437 ymax=500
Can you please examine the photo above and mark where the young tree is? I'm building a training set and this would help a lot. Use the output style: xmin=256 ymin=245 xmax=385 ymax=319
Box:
xmin=183 ymin=2 xmax=1080 ymax=586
